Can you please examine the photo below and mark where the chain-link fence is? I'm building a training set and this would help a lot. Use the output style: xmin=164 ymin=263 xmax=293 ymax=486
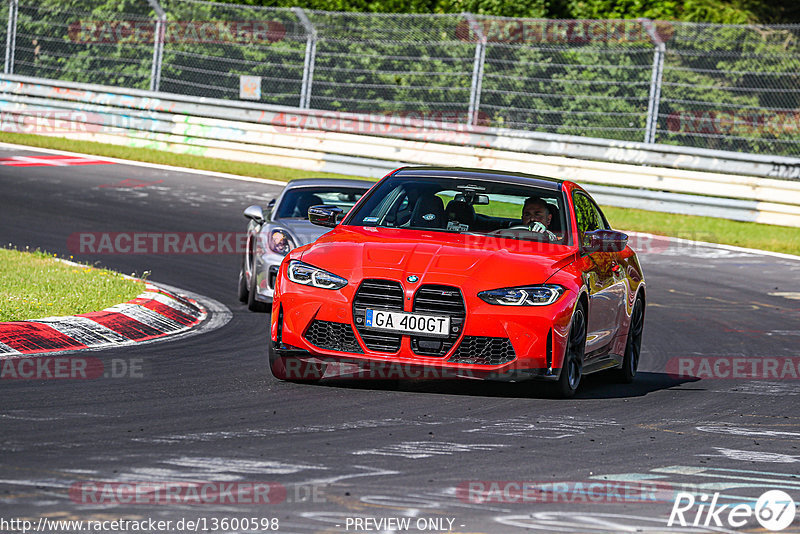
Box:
xmin=11 ymin=1 xmax=156 ymax=88
xmin=158 ymin=0 xmax=307 ymax=104
xmin=474 ymin=17 xmax=657 ymax=142
xmin=0 ymin=2 xmax=7 ymax=75
xmin=659 ymin=22 xmax=800 ymax=155
xmin=3 ymin=0 xmax=800 ymax=156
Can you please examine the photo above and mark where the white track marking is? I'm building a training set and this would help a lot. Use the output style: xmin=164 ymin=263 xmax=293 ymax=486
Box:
xmin=769 ymin=292 xmax=800 ymax=300
xmin=495 ymin=512 xmax=738 ymax=533
xmin=162 ymin=457 xmax=324 ymax=476
xmin=706 ymin=448 xmax=800 ymax=463
xmin=352 ymin=441 xmax=508 ymax=459
xmin=696 ymin=425 xmax=800 ymax=438
xmin=301 ymin=465 xmax=399 ymax=486
xmin=725 ymin=382 xmax=800 ymax=396
xmin=767 ymin=330 xmax=800 ymax=336
xmin=463 ymin=416 xmax=619 ymax=439
xmin=0 ymin=141 xmax=287 ymax=185
xmin=135 ymin=418 xmax=412 ymax=444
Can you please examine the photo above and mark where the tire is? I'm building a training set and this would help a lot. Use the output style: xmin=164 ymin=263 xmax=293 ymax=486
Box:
xmin=613 ymin=296 xmax=644 ymax=383
xmin=237 ymin=258 xmax=249 ymax=304
xmin=268 ymin=339 xmax=326 ymax=383
xmin=553 ymin=304 xmax=587 ymax=398
xmin=247 ymin=256 xmax=269 ymax=313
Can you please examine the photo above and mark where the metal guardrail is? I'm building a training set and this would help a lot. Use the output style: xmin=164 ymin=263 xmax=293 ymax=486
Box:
xmin=1 ymin=74 xmax=800 ymax=227
xmin=3 ymin=74 xmax=800 ymax=181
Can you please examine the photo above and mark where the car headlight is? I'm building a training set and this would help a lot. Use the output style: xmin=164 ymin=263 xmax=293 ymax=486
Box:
xmin=268 ymin=229 xmax=296 ymax=255
xmin=287 ymin=260 xmax=347 ymax=290
xmin=478 ymin=285 xmax=564 ymax=306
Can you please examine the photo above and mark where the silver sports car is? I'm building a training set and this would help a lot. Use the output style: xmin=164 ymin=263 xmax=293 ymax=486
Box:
xmin=238 ymin=178 xmax=374 ymax=311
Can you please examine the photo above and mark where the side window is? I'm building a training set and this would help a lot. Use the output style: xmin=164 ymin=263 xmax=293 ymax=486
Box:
xmin=594 ymin=204 xmax=611 ymax=230
xmin=380 ymin=187 xmax=412 ymax=227
xmin=573 ymin=192 xmax=600 ymax=236
xmin=393 ymin=192 xmax=412 ymax=226
xmin=573 ymin=192 xmax=609 ymax=248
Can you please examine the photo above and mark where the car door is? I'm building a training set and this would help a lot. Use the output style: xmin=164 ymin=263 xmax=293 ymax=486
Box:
xmin=572 ymin=191 xmax=624 ymax=357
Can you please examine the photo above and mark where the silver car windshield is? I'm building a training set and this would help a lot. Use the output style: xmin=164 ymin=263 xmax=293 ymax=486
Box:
xmin=277 ymin=188 xmax=366 ymax=219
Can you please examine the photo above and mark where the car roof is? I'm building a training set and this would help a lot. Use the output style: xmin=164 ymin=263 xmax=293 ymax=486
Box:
xmin=392 ymin=166 xmax=565 ymax=191
xmin=284 ymin=178 xmax=376 ymax=189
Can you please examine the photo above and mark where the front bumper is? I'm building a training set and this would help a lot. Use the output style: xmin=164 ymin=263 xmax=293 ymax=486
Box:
xmin=271 ymin=341 xmax=560 ymax=381
xmin=252 ymin=254 xmax=283 ymax=303
xmin=271 ymin=275 xmax=575 ymax=380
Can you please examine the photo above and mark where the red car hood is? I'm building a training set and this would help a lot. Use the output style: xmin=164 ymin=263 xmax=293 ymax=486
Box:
xmin=298 ymin=226 xmax=577 ymax=289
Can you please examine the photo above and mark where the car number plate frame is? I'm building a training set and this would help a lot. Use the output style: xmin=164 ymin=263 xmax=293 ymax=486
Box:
xmin=364 ymin=309 xmax=450 ymax=338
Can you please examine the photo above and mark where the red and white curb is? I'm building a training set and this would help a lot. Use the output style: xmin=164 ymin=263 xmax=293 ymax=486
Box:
xmin=0 ymin=282 xmax=208 ymax=356
xmin=0 ymin=154 xmax=115 ymax=167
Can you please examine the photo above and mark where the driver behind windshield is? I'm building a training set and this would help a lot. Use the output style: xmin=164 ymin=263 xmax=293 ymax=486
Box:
xmin=521 ymin=197 xmax=557 ymax=242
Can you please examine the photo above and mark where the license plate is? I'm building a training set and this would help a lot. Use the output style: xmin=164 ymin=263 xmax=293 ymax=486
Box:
xmin=365 ymin=309 xmax=450 ymax=337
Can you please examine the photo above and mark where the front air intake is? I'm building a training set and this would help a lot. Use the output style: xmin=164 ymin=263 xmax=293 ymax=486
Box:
xmin=448 ymin=336 xmax=516 ymax=365
xmin=352 ymin=279 xmax=404 ymax=352
xmin=411 ymin=285 xmax=466 ymax=357
xmin=304 ymin=320 xmax=363 ymax=354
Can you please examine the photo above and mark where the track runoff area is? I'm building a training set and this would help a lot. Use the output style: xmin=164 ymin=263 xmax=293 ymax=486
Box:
xmin=0 ymin=143 xmax=799 ymax=534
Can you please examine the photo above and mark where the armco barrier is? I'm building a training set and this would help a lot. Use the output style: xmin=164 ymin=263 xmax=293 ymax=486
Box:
xmin=2 ymin=74 xmax=800 ymax=227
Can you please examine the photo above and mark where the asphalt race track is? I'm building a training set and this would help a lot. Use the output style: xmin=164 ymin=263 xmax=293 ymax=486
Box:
xmin=2 ymin=145 xmax=800 ymax=533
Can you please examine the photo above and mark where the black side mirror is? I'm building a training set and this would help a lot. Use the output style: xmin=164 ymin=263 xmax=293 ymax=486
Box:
xmin=308 ymin=205 xmax=344 ymax=228
xmin=243 ymin=205 xmax=264 ymax=223
xmin=584 ymin=229 xmax=628 ymax=253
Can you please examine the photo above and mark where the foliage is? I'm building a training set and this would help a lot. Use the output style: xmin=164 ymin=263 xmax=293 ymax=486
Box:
xmin=8 ymin=0 xmax=800 ymax=156
xmin=562 ymin=0 xmax=764 ymax=24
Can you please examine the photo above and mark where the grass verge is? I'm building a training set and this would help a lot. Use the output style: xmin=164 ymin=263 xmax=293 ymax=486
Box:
xmin=2 ymin=132 xmax=798 ymax=257
xmin=0 ymin=248 xmax=145 ymax=322
xmin=602 ymin=206 xmax=800 ymax=256
xmin=0 ymin=132 xmax=359 ymax=182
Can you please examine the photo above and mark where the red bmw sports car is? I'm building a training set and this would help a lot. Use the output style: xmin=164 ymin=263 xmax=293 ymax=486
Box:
xmin=269 ymin=167 xmax=645 ymax=397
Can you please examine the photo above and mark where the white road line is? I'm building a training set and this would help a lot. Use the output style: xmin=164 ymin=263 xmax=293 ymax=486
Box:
xmin=706 ymin=448 xmax=800 ymax=464
xmin=0 ymin=141 xmax=288 ymax=185
xmin=353 ymin=441 xmax=508 ymax=459
xmin=6 ymin=156 xmax=68 ymax=166
xmin=652 ymin=466 xmax=800 ymax=488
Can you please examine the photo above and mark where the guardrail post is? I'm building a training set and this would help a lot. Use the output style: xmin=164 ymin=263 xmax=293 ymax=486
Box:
xmin=641 ymin=18 xmax=666 ymax=144
xmin=4 ymin=0 xmax=18 ymax=75
xmin=146 ymin=0 xmax=166 ymax=92
xmin=464 ymin=13 xmax=486 ymax=127
xmin=293 ymin=7 xmax=316 ymax=109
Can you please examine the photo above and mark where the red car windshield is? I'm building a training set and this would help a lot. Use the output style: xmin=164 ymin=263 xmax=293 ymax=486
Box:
xmin=346 ymin=176 xmax=570 ymax=245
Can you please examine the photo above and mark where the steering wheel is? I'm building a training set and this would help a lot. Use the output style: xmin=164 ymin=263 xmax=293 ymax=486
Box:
xmin=491 ymin=224 xmax=560 ymax=243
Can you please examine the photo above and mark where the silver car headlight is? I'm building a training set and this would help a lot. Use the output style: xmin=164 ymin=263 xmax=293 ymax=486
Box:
xmin=478 ymin=285 xmax=564 ymax=306
xmin=287 ymin=260 xmax=347 ymax=290
xmin=268 ymin=229 xmax=296 ymax=256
